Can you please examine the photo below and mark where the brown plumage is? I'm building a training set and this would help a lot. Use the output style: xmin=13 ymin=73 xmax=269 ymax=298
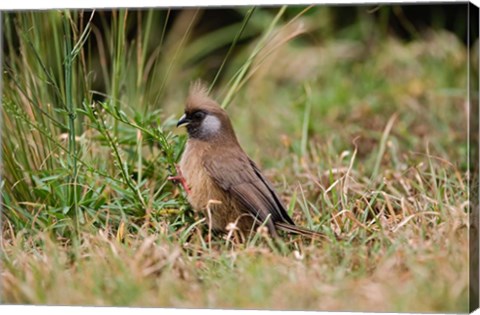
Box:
xmin=176 ymin=81 xmax=324 ymax=240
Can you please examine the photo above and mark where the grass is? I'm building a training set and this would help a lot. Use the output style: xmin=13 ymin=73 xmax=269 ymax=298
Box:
xmin=1 ymin=6 xmax=471 ymax=312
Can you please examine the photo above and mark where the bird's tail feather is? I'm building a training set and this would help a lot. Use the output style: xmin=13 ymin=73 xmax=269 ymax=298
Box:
xmin=275 ymin=222 xmax=327 ymax=240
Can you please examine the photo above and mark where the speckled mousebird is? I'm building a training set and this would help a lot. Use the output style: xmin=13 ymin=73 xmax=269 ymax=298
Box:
xmin=174 ymin=81 xmax=324 ymax=239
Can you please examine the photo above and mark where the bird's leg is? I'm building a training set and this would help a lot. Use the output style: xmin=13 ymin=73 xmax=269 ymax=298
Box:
xmin=167 ymin=164 xmax=191 ymax=195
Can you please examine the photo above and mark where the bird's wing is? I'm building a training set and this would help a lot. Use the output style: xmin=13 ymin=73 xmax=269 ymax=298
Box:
xmin=247 ymin=158 xmax=295 ymax=225
xmin=203 ymin=149 xmax=295 ymax=226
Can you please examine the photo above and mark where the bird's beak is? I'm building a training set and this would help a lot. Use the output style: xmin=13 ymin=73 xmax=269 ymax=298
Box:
xmin=176 ymin=114 xmax=190 ymax=128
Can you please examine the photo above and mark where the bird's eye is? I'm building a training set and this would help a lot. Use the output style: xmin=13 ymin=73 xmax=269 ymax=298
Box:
xmin=192 ymin=111 xmax=206 ymax=120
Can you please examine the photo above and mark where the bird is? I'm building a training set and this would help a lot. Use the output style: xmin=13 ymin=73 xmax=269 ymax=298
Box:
xmin=173 ymin=81 xmax=324 ymax=240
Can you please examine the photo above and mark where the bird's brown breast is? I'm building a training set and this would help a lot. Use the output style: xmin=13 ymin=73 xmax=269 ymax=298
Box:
xmin=179 ymin=140 xmax=254 ymax=232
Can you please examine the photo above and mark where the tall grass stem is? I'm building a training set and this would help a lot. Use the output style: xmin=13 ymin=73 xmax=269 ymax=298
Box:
xmin=62 ymin=11 xmax=80 ymax=233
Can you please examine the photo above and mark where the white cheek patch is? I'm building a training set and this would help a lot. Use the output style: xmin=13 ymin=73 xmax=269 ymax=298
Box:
xmin=201 ymin=115 xmax=221 ymax=135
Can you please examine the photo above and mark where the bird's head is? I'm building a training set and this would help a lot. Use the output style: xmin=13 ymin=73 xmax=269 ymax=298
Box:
xmin=177 ymin=81 xmax=236 ymax=142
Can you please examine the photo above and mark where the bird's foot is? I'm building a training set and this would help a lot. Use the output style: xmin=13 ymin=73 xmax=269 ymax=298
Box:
xmin=167 ymin=165 xmax=191 ymax=195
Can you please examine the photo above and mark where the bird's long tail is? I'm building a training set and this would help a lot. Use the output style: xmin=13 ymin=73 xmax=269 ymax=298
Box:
xmin=275 ymin=222 xmax=327 ymax=240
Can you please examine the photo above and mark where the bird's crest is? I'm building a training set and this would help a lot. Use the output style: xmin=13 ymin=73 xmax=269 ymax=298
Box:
xmin=186 ymin=80 xmax=220 ymax=112
xmin=189 ymin=80 xmax=209 ymax=98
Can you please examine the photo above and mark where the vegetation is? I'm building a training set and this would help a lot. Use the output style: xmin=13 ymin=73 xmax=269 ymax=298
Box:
xmin=1 ymin=6 xmax=471 ymax=312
